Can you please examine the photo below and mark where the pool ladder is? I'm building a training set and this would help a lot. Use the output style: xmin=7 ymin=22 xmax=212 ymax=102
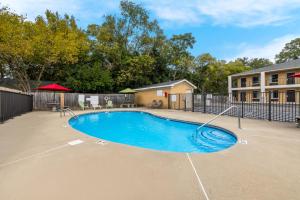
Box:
xmin=59 ymin=107 xmax=78 ymax=119
xmin=192 ymin=106 xmax=241 ymax=143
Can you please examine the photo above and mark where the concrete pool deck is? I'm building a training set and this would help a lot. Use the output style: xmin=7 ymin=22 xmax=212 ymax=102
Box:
xmin=0 ymin=109 xmax=299 ymax=200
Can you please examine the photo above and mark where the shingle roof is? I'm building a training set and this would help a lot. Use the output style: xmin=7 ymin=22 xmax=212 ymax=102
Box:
xmin=134 ymin=79 xmax=197 ymax=91
xmin=231 ymin=58 xmax=300 ymax=77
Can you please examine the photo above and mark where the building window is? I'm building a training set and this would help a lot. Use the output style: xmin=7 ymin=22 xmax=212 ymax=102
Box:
xmin=156 ymin=90 xmax=163 ymax=96
xmin=241 ymin=78 xmax=247 ymax=87
xmin=232 ymin=79 xmax=238 ymax=88
xmin=270 ymin=74 xmax=278 ymax=85
xmin=271 ymin=90 xmax=279 ymax=101
xmin=287 ymin=73 xmax=295 ymax=85
xmin=252 ymin=91 xmax=260 ymax=101
xmin=252 ymin=76 xmax=260 ymax=86
xmin=286 ymin=90 xmax=295 ymax=102
xmin=240 ymin=92 xmax=246 ymax=101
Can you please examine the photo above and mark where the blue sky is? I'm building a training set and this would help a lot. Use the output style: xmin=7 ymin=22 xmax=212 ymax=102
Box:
xmin=2 ymin=0 xmax=300 ymax=61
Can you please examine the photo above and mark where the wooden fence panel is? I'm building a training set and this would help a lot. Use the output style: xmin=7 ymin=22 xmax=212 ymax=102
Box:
xmin=0 ymin=90 xmax=33 ymax=122
xmin=32 ymin=92 xmax=134 ymax=110
xmin=32 ymin=92 xmax=60 ymax=110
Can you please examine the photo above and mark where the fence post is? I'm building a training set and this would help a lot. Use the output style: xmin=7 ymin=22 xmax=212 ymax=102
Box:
xmin=178 ymin=94 xmax=181 ymax=110
xmin=203 ymin=93 xmax=206 ymax=113
xmin=298 ymin=91 xmax=300 ymax=117
xmin=192 ymin=93 xmax=194 ymax=112
xmin=268 ymin=91 xmax=272 ymax=121
xmin=167 ymin=94 xmax=170 ymax=109
xmin=241 ymin=98 xmax=244 ymax=118
xmin=184 ymin=95 xmax=186 ymax=111
xmin=0 ymin=91 xmax=2 ymax=123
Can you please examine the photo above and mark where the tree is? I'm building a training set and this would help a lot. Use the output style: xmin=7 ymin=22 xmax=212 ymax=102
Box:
xmin=275 ymin=38 xmax=300 ymax=63
xmin=0 ymin=8 xmax=89 ymax=92
xmin=192 ymin=53 xmax=217 ymax=92
xmin=116 ymin=55 xmax=155 ymax=88
xmin=32 ymin=11 xmax=89 ymax=85
xmin=2 ymin=1 xmax=253 ymax=94
xmin=192 ymin=54 xmax=249 ymax=93
xmin=236 ymin=57 xmax=272 ymax=69
xmin=87 ymin=0 xmax=169 ymax=90
xmin=165 ymin=33 xmax=195 ymax=80
xmin=65 ymin=62 xmax=113 ymax=92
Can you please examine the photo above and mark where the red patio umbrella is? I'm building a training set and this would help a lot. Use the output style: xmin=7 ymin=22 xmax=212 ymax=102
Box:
xmin=291 ymin=73 xmax=300 ymax=78
xmin=34 ymin=84 xmax=71 ymax=109
xmin=34 ymin=83 xmax=71 ymax=91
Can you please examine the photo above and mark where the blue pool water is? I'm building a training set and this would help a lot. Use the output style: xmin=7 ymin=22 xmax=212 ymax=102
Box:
xmin=69 ymin=111 xmax=237 ymax=153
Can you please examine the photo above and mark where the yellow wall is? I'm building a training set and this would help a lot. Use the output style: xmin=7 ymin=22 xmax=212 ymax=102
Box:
xmin=235 ymin=89 xmax=300 ymax=103
xmin=265 ymin=69 xmax=300 ymax=86
xmin=235 ymin=75 xmax=258 ymax=87
xmin=233 ymin=69 xmax=300 ymax=87
xmin=135 ymin=82 xmax=194 ymax=109
xmin=170 ymin=82 xmax=194 ymax=93
xmin=135 ymin=87 xmax=170 ymax=108
xmin=170 ymin=82 xmax=194 ymax=109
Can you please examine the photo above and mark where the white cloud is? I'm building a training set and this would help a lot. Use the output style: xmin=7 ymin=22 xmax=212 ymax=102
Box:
xmin=229 ymin=34 xmax=300 ymax=61
xmin=143 ymin=0 xmax=300 ymax=27
xmin=2 ymin=0 xmax=300 ymax=27
xmin=0 ymin=0 xmax=119 ymax=24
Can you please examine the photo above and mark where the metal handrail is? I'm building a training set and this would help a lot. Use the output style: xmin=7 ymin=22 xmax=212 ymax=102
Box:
xmin=59 ymin=107 xmax=78 ymax=119
xmin=193 ymin=106 xmax=241 ymax=141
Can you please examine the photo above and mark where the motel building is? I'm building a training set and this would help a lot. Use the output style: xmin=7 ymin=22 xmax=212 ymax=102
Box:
xmin=228 ymin=58 xmax=300 ymax=103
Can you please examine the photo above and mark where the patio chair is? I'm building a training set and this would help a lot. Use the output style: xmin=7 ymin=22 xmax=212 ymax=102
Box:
xmin=130 ymin=103 xmax=136 ymax=108
xmin=79 ymin=101 xmax=89 ymax=110
xmin=155 ymin=100 xmax=163 ymax=108
xmin=149 ymin=100 xmax=157 ymax=108
xmin=91 ymin=103 xmax=102 ymax=110
xmin=106 ymin=100 xmax=113 ymax=108
xmin=150 ymin=100 xmax=163 ymax=109
xmin=90 ymin=96 xmax=102 ymax=110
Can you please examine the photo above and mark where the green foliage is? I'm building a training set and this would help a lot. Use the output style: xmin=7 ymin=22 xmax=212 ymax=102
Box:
xmin=192 ymin=54 xmax=250 ymax=93
xmin=0 ymin=7 xmax=89 ymax=91
xmin=2 ymin=1 xmax=285 ymax=94
xmin=116 ymin=55 xmax=155 ymax=89
xmin=236 ymin=57 xmax=273 ymax=69
xmin=275 ymin=38 xmax=300 ymax=63
xmin=165 ymin=33 xmax=196 ymax=80
xmin=65 ymin=63 xmax=113 ymax=92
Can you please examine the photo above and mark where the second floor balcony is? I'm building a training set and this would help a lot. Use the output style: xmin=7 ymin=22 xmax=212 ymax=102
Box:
xmin=232 ymin=76 xmax=300 ymax=88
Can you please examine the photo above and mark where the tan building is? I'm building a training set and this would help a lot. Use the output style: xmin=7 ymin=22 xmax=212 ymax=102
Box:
xmin=135 ymin=79 xmax=197 ymax=109
xmin=228 ymin=59 xmax=300 ymax=103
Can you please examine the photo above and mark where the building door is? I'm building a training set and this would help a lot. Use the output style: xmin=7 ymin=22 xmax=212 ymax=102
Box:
xmin=287 ymin=73 xmax=295 ymax=85
xmin=185 ymin=93 xmax=193 ymax=111
xmin=286 ymin=90 xmax=295 ymax=102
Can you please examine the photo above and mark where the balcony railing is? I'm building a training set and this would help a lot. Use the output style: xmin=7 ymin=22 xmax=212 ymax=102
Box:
xmin=232 ymin=80 xmax=260 ymax=88
xmin=232 ymin=77 xmax=300 ymax=88
xmin=265 ymin=77 xmax=300 ymax=86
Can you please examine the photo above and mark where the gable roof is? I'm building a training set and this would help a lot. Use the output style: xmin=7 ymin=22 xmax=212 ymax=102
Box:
xmin=134 ymin=79 xmax=197 ymax=91
xmin=231 ymin=58 xmax=300 ymax=77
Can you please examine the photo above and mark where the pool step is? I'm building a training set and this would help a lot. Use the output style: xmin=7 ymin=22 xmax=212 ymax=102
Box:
xmin=192 ymin=130 xmax=236 ymax=151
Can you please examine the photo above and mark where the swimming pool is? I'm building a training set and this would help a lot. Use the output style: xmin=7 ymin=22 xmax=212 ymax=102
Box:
xmin=69 ymin=111 xmax=237 ymax=153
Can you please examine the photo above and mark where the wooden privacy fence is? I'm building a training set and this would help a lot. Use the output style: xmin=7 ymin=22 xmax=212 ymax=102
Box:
xmin=32 ymin=92 xmax=135 ymax=110
xmin=0 ymin=89 xmax=33 ymax=123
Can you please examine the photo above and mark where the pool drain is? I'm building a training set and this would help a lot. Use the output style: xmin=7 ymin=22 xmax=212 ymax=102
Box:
xmin=96 ymin=140 xmax=108 ymax=145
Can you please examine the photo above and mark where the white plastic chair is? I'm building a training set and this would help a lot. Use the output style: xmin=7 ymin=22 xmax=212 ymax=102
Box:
xmin=90 ymin=96 xmax=102 ymax=110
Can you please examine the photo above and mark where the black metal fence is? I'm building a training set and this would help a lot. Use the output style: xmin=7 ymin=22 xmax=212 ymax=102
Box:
xmin=0 ymin=90 xmax=33 ymax=123
xmin=172 ymin=91 xmax=300 ymax=122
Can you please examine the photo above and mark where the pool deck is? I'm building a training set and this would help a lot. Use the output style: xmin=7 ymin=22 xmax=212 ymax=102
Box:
xmin=0 ymin=108 xmax=299 ymax=200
